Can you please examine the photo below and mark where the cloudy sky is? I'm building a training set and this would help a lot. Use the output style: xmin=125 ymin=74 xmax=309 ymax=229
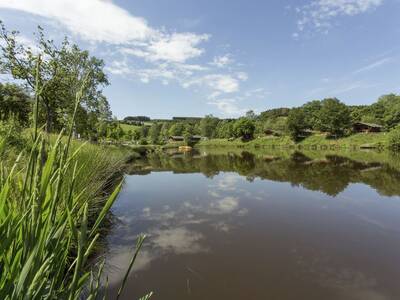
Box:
xmin=0 ymin=0 xmax=399 ymax=118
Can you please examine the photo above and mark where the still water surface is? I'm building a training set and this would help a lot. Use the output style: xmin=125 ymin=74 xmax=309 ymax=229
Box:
xmin=105 ymin=149 xmax=400 ymax=300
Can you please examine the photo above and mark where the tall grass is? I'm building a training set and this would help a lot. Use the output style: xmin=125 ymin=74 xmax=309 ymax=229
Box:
xmin=0 ymin=58 xmax=150 ymax=299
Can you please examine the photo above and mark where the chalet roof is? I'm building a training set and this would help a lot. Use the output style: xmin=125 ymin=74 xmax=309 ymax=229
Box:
xmin=169 ymin=135 xmax=202 ymax=140
xmin=353 ymin=122 xmax=383 ymax=128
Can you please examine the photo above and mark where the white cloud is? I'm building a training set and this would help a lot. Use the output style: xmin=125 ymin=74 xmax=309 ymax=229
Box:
xmin=208 ymin=99 xmax=247 ymax=116
xmin=0 ymin=0 xmax=252 ymax=116
xmin=294 ymin=0 xmax=383 ymax=35
xmin=352 ymin=57 xmax=392 ymax=74
xmin=105 ymin=60 xmax=132 ymax=76
xmin=0 ymin=0 xmax=209 ymax=64
xmin=236 ymin=72 xmax=249 ymax=81
xmin=0 ymin=0 xmax=153 ymax=43
xmin=15 ymin=35 xmax=40 ymax=53
xmin=210 ymin=54 xmax=234 ymax=68
xmin=146 ymin=33 xmax=209 ymax=63
xmin=183 ymin=74 xmax=240 ymax=94
xmin=244 ymin=88 xmax=268 ymax=99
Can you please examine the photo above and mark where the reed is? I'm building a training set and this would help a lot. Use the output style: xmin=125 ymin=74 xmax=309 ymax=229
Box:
xmin=0 ymin=57 xmax=150 ymax=299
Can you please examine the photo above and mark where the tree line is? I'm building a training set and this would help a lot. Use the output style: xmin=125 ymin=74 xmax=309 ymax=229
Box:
xmin=115 ymin=95 xmax=400 ymax=145
xmin=1 ymin=21 xmax=400 ymax=147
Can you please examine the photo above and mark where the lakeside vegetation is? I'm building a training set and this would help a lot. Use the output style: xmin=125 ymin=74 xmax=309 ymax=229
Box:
xmin=105 ymin=99 xmax=400 ymax=150
xmin=0 ymin=23 xmax=151 ymax=299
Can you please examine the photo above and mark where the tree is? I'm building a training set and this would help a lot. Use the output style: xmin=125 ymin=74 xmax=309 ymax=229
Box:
xmin=149 ymin=123 xmax=162 ymax=144
xmin=318 ymin=98 xmax=351 ymax=137
xmin=215 ymin=120 xmax=234 ymax=138
xmin=388 ymin=126 xmax=400 ymax=149
xmin=378 ymin=94 xmax=400 ymax=129
xmin=132 ymin=128 xmax=141 ymax=141
xmin=245 ymin=110 xmax=257 ymax=120
xmin=169 ymin=122 xmax=185 ymax=136
xmin=0 ymin=22 xmax=110 ymax=133
xmin=140 ymin=125 xmax=150 ymax=139
xmin=200 ymin=115 xmax=219 ymax=138
xmin=123 ymin=116 xmax=150 ymax=122
xmin=234 ymin=118 xmax=255 ymax=140
xmin=301 ymin=100 xmax=322 ymax=130
xmin=287 ymin=108 xmax=307 ymax=141
xmin=0 ymin=83 xmax=31 ymax=125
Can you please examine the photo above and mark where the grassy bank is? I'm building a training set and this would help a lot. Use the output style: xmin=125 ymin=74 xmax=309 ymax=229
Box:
xmin=196 ymin=132 xmax=389 ymax=150
xmin=0 ymin=129 xmax=148 ymax=298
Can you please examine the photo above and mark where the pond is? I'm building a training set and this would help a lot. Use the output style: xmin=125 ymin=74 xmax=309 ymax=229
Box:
xmin=104 ymin=148 xmax=400 ymax=300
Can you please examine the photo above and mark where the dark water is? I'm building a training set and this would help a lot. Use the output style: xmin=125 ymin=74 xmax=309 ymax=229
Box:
xmin=105 ymin=149 xmax=400 ymax=300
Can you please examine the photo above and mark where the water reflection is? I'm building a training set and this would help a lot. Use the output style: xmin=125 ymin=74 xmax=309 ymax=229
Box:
xmin=127 ymin=149 xmax=400 ymax=197
xmin=105 ymin=149 xmax=400 ymax=300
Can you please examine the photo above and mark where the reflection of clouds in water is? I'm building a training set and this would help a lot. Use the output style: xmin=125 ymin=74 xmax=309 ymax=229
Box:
xmin=216 ymin=173 xmax=242 ymax=191
xmin=105 ymin=246 xmax=155 ymax=285
xmin=208 ymin=190 xmax=220 ymax=198
xmin=294 ymin=248 xmax=387 ymax=300
xmin=210 ymin=196 xmax=239 ymax=214
xmin=107 ymin=173 xmax=251 ymax=281
xmin=237 ymin=208 xmax=248 ymax=216
xmin=213 ymin=221 xmax=231 ymax=232
xmin=141 ymin=207 xmax=176 ymax=224
xmin=106 ymin=226 xmax=208 ymax=285
xmin=150 ymin=227 xmax=208 ymax=255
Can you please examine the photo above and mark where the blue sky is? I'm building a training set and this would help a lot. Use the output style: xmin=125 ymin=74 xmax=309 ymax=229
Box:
xmin=0 ymin=0 xmax=399 ymax=119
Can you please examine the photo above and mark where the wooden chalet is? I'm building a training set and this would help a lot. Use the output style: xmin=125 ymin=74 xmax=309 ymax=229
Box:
xmin=353 ymin=122 xmax=383 ymax=133
xmin=168 ymin=135 xmax=203 ymax=142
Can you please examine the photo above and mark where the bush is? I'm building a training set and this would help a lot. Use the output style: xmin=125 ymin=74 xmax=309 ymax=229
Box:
xmin=234 ymin=118 xmax=255 ymax=140
xmin=0 ymin=119 xmax=26 ymax=150
xmin=388 ymin=126 xmax=400 ymax=149
xmin=139 ymin=138 xmax=148 ymax=145
xmin=287 ymin=108 xmax=307 ymax=141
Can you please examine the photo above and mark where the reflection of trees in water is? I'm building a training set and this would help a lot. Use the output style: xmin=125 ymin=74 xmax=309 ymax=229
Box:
xmin=129 ymin=151 xmax=400 ymax=197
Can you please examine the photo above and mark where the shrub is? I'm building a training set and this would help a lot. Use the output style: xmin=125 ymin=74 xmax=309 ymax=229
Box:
xmin=0 ymin=119 xmax=26 ymax=149
xmin=234 ymin=118 xmax=255 ymax=140
xmin=388 ymin=126 xmax=400 ymax=149
xmin=287 ymin=108 xmax=307 ymax=141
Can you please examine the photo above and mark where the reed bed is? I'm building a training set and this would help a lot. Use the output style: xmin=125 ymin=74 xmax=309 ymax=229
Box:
xmin=0 ymin=58 xmax=150 ymax=299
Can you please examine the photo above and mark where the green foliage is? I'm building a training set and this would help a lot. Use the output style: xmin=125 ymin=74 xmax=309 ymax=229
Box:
xmin=215 ymin=120 xmax=235 ymax=138
xmin=234 ymin=118 xmax=255 ymax=140
xmin=263 ymin=116 xmax=287 ymax=133
xmin=245 ymin=110 xmax=257 ymax=120
xmin=139 ymin=138 xmax=148 ymax=145
xmin=0 ymin=22 xmax=111 ymax=135
xmin=168 ymin=122 xmax=185 ymax=136
xmin=0 ymin=83 xmax=31 ymax=125
xmin=0 ymin=118 xmax=26 ymax=150
xmin=318 ymin=98 xmax=351 ymax=137
xmin=200 ymin=115 xmax=219 ymax=138
xmin=0 ymin=57 xmax=149 ymax=299
xmin=287 ymin=108 xmax=307 ymax=141
xmin=149 ymin=123 xmax=162 ymax=144
xmin=301 ymin=100 xmax=322 ymax=130
xmin=123 ymin=116 xmax=150 ymax=122
xmin=259 ymin=108 xmax=290 ymax=120
xmin=183 ymin=131 xmax=192 ymax=146
xmin=378 ymin=94 xmax=400 ymax=129
xmin=388 ymin=126 xmax=400 ymax=149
